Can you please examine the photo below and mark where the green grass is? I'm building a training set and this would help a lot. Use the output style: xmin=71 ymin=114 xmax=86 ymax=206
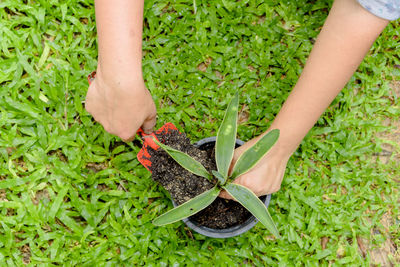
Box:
xmin=0 ymin=0 xmax=399 ymax=265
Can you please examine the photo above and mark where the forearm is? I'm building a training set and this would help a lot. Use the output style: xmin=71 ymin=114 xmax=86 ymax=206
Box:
xmin=270 ymin=0 xmax=388 ymax=155
xmin=94 ymin=0 xmax=144 ymax=83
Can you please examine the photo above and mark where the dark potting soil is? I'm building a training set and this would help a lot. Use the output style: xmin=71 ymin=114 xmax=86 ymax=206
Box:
xmin=148 ymin=129 xmax=252 ymax=229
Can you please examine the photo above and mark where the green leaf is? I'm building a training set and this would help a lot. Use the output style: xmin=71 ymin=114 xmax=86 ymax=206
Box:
xmin=153 ymin=186 xmax=220 ymax=226
xmin=48 ymin=186 xmax=69 ymax=221
xmin=231 ymin=129 xmax=280 ymax=179
xmin=154 ymin=138 xmax=212 ymax=180
xmin=215 ymin=92 xmax=239 ymax=180
xmin=38 ymin=41 xmax=51 ymax=68
xmin=224 ymin=183 xmax=280 ymax=238
xmin=211 ymin=170 xmax=225 ymax=184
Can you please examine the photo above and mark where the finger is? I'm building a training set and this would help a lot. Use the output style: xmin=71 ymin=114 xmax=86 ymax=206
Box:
xmin=84 ymin=83 xmax=98 ymax=115
xmin=142 ymin=113 xmax=157 ymax=134
xmin=121 ymin=134 xmax=136 ymax=143
xmin=118 ymin=126 xmax=137 ymax=142
xmin=219 ymin=189 xmax=234 ymax=200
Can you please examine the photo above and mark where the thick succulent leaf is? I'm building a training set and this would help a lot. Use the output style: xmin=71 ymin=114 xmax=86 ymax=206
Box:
xmin=224 ymin=183 xmax=280 ymax=238
xmin=154 ymin=138 xmax=212 ymax=180
xmin=231 ymin=129 xmax=279 ymax=179
xmin=215 ymin=92 xmax=239 ymax=180
xmin=153 ymin=186 xmax=220 ymax=226
xmin=211 ymin=170 xmax=224 ymax=184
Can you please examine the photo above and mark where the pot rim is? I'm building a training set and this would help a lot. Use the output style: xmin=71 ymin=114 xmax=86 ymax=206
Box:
xmin=172 ymin=136 xmax=272 ymax=239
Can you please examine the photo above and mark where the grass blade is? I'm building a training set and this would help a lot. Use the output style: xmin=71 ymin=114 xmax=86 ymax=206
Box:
xmin=154 ymin=138 xmax=212 ymax=180
xmin=231 ymin=129 xmax=279 ymax=179
xmin=215 ymin=92 xmax=239 ymax=180
xmin=153 ymin=186 xmax=220 ymax=226
xmin=224 ymin=183 xmax=280 ymax=238
xmin=48 ymin=187 xmax=69 ymax=221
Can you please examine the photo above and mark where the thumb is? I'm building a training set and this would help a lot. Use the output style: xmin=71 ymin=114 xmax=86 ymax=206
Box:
xmin=219 ymin=176 xmax=247 ymax=200
xmin=142 ymin=113 xmax=157 ymax=134
xmin=219 ymin=189 xmax=234 ymax=200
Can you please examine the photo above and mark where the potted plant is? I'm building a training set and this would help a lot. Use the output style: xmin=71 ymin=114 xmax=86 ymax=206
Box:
xmin=151 ymin=92 xmax=281 ymax=238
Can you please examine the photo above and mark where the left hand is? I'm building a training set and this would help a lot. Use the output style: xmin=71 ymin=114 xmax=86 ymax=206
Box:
xmin=219 ymin=135 xmax=290 ymax=199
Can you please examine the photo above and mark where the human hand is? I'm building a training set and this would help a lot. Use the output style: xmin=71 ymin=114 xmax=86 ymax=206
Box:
xmin=85 ymin=67 xmax=157 ymax=141
xmin=219 ymin=134 xmax=290 ymax=199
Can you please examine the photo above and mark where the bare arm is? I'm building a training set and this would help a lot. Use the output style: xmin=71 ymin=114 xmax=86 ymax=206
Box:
xmin=271 ymin=0 xmax=389 ymax=156
xmin=95 ymin=0 xmax=144 ymax=83
xmin=222 ymin=0 xmax=389 ymax=198
xmin=86 ymin=0 xmax=156 ymax=140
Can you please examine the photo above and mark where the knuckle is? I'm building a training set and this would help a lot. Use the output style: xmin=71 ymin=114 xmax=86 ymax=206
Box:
xmin=103 ymin=125 xmax=112 ymax=134
xmin=241 ymin=179 xmax=252 ymax=189
xmin=102 ymin=123 xmax=114 ymax=134
xmin=270 ymin=185 xmax=281 ymax=193
xmin=84 ymin=101 xmax=92 ymax=113
xmin=119 ymin=131 xmax=133 ymax=141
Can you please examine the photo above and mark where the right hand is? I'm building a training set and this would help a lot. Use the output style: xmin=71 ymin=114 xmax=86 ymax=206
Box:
xmin=219 ymin=132 xmax=290 ymax=199
xmin=85 ymin=68 xmax=157 ymax=142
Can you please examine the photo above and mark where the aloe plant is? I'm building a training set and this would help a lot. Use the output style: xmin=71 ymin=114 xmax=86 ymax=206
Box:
xmin=152 ymin=93 xmax=281 ymax=238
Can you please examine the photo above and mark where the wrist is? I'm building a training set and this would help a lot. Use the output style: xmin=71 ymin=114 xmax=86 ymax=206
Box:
xmin=269 ymin=137 xmax=294 ymax=160
xmin=241 ymin=129 xmax=293 ymax=161
xmin=96 ymin=63 xmax=145 ymax=91
xmin=263 ymin=128 xmax=299 ymax=158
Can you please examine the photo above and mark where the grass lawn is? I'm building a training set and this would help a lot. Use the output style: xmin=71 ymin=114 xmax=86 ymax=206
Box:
xmin=0 ymin=0 xmax=399 ymax=265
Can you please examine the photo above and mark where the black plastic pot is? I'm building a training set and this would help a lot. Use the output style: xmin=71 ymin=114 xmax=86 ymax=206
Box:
xmin=172 ymin=136 xmax=271 ymax=239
